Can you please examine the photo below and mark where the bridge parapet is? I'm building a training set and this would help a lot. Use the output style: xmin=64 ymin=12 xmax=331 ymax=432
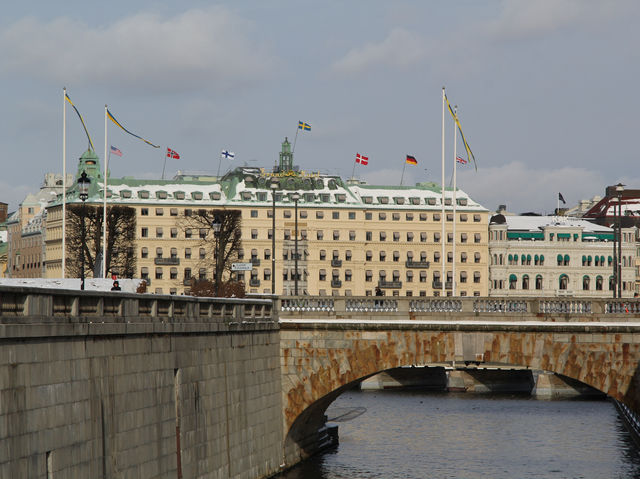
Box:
xmin=279 ymin=296 xmax=640 ymax=320
xmin=0 ymin=285 xmax=275 ymax=324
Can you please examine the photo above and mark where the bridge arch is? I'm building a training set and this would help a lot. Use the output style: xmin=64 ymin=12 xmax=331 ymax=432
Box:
xmin=280 ymin=322 xmax=640 ymax=463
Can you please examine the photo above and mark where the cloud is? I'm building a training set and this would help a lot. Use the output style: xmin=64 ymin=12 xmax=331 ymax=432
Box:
xmin=457 ymin=161 xmax=617 ymax=214
xmin=486 ymin=0 xmax=634 ymax=41
xmin=332 ymin=28 xmax=428 ymax=74
xmin=0 ymin=7 xmax=277 ymax=93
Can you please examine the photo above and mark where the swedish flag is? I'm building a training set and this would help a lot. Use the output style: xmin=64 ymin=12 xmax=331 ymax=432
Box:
xmin=107 ymin=109 xmax=160 ymax=149
xmin=298 ymin=121 xmax=311 ymax=131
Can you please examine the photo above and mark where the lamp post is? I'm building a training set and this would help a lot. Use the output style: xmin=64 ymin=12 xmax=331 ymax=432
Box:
xmin=616 ymin=183 xmax=625 ymax=298
xmin=270 ymin=182 xmax=278 ymax=295
xmin=291 ymin=192 xmax=300 ymax=296
xmin=77 ymin=171 xmax=91 ymax=290
xmin=211 ymin=214 xmax=221 ymax=296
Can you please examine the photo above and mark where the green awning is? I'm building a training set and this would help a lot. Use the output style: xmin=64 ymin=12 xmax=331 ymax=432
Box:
xmin=507 ymin=231 xmax=544 ymax=240
xmin=558 ymin=233 xmax=571 ymax=239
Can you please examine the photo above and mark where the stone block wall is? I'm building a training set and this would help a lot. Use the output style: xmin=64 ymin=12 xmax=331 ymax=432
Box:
xmin=0 ymin=299 xmax=282 ymax=478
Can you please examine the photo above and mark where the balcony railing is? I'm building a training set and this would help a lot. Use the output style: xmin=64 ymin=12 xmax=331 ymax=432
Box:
xmin=378 ymin=280 xmax=402 ymax=289
xmin=331 ymin=259 xmax=343 ymax=267
xmin=251 ymin=258 xmax=261 ymax=266
xmin=331 ymin=279 xmax=342 ymax=288
xmin=154 ymin=257 xmax=180 ymax=266
xmin=405 ymin=260 xmax=430 ymax=269
xmin=249 ymin=278 xmax=260 ymax=287
xmin=183 ymin=278 xmax=193 ymax=286
xmin=432 ymin=281 xmax=453 ymax=289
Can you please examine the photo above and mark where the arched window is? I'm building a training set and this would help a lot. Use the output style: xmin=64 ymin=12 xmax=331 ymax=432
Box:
xmin=557 ymin=254 xmax=563 ymax=266
xmin=521 ymin=254 xmax=526 ymax=265
xmin=522 ymin=274 xmax=529 ymax=290
xmin=534 ymin=254 xmax=539 ymax=266
xmin=582 ymin=275 xmax=590 ymax=291
xmin=535 ymin=275 xmax=543 ymax=290
xmin=509 ymin=274 xmax=517 ymax=289
xmin=582 ymin=255 xmax=587 ymax=266
xmin=587 ymin=256 xmax=592 ymax=266
xmin=596 ymin=275 xmax=603 ymax=291
xmin=595 ymin=256 xmax=600 ymax=267
xmin=526 ymin=254 xmax=531 ymax=265
xmin=564 ymin=255 xmax=570 ymax=266
xmin=559 ymin=274 xmax=569 ymax=290
xmin=608 ymin=256 xmax=613 ymax=267
xmin=539 ymin=255 xmax=544 ymax=266
xmin=499 ymin=254 xmax=503 ymax=265
xmin=508 ymin=254 xmax=513 ymax=265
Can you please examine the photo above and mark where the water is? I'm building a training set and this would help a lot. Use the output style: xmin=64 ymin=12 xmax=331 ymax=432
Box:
xmin=280 ymin=390 xmax=640 ymax=479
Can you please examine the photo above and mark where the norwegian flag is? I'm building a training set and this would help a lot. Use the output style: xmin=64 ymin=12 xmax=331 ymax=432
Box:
xmin=355 ymin=153 xmax=369 ymax=165
xmin=166 ymin=148 xmax=180 ymax=159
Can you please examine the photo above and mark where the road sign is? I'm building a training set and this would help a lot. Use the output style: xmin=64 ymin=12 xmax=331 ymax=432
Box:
xmin=231 ymin=262 xmax=253 ymax=271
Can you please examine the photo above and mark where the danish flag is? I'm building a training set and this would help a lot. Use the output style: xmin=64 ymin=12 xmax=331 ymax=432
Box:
xmin=355 ymin=153 xmax=369 ymax=165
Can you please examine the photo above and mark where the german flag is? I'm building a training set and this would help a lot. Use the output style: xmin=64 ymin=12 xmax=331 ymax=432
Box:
xmin=406 ymin=155 xmax=417 ymax=165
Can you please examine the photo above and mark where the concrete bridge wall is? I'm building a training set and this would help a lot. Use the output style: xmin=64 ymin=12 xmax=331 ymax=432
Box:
xmin=0 ymin=287 xmax=283 ymax=479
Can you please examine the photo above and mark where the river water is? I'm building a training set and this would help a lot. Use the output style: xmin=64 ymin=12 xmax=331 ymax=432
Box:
xmin=280 ymin=390 xmax=640 ymax=479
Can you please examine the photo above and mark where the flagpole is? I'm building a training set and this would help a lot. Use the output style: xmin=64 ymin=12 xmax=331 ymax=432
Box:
xmin=162 ymin=147 xmax=168 ymax=180
xmin=400 ymin=161 xmax=407 ymax=186
xmin=441 ymin=87 xmax=446 ymax=297
xmin=217 ymin=152 xmax=222 ymax=178
xmin=350 ymin=159 xmax=357 ymax=181
xmin=103 ymin=104 xmax=108 ymax=278
xmin=62 ymin=87 xmax=67 ymax=278
xmin=292 ymin=127 xmax=299 ymax=154
xmin=452 ymin=105 xmax=458 ymax=297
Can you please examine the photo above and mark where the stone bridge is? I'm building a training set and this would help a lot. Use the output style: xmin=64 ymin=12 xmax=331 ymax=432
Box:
xmin=278 ymin=296 xmax=640 ymax=464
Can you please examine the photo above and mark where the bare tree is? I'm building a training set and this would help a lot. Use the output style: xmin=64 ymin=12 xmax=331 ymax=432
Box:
xmin=178 ymin=209 xmax=242 ymax=293
xmin=66 ymin=204 xmax=136 ymax=278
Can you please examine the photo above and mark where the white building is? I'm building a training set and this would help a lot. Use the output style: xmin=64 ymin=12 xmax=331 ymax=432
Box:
xmin=489 ymin=214 xmax=635 ymax=297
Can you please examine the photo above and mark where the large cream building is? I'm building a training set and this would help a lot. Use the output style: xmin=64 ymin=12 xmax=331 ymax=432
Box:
xmin=45 ymin=144 xmax=490 ymax=296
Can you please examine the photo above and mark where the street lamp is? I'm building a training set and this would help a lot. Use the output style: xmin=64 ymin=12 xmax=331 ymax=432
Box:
xmin=616 ymin=183 xmax=625 ymax=298
xmin=77 ymin=171 xmax=91 ymax=291
xmin=270 ymin=182 xmax=278 ymax=295
xmin=211 ymin=213 xmax=221 ymax=296
xmin=291 ymin=192 xmax=300 ymax=296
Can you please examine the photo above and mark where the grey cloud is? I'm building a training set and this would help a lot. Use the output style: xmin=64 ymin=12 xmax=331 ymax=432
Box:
xmin=0 ymin=7 xmax=277 ymax=93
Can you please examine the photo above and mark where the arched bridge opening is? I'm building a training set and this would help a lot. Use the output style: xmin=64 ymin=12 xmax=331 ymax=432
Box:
xmin=278 ymin=296 xmax=640 ymax=465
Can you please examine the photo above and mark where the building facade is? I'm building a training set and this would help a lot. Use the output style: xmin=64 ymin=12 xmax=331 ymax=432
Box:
xmin=45 ymin=145 xmax=491 ymax=296
xmin=489 ymin=214 xmax=635 ymax=297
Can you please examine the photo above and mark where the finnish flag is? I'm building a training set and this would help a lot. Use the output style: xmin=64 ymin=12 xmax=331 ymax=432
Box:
xmin=221 ymin=149 xmax=235 ymax=160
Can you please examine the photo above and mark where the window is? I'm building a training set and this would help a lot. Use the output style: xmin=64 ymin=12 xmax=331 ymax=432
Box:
xmin=447 ymin=233 xmax=453 ymax=243
xmin=393 ymin=232 xmax=400 ymax=242
xmin=185 ymin=229 xmax=192 ymax=239
xmin=380 ymin=232 xmax=387 ymax=241
xmin=461 ymin=252 xmax=467 ymax=263
xmin=420 ymin=271 xmax=427 ymax=283
xmin=434 ymin=233 xmax=441 ymax=243
xmin=199 ymin=268 xmax=207 ymax=280
xmin=171 ymin=228 xmax=178 ymax=238
xmin=267 ymin=210 xmax=273 ymax=218
xmin=365 ymin=270 xmax=373 ymax=282
xmin=156 ymin=227 xmax=163 ymax=238
xmin=473 ymin=214 xmax=481 ymax=222
xmin=141 ymin=208 xmax=149 ymax=216
xmin=379 ymin=213 xmax=386 ymax=220
xmin=198 ymin=228 xmax=207 ymax=239
xmin=319 ymin=269 xmax=327 ymax=281
xmin=199 ymin=248 xmax=206 ymax=259
xmin=284 ymin=210 xmax=292 ymax=219
xmin=407 ymin=232 xmax=414 ymax=242
xmin=268 ymin=229 xmax=273 ymax=240
xmin=559 ymin=274 xmax=568 ymax=290
xmin=434 ymin=252 xmax=440 ymax=263
xmin=365 ymin=212 xmax=372 ymax=220
xmin=264 ymin=249 xmax=271 ymax=260
xmin=264 ymin=269 xmax=271 ymax=281
xmin=447 ymin=252 xmax=453 ymax=263
xmin=460 ymin=271 xmax=467 ymax=284
xmin=473 ymin=271 xmax=481 ymax=283
xmin=333 ymin=231 xmax=340 ymax=240
xmin=170 ymin=248 xmax=177 ymax=259
xmin=185 ymin=248 xmax=191 ymax=259
xmin=251 ymin=229 xmax=258 ymax=239
xmin=461 ymin=233 xmax=468 ymax=243
xmin=583 ymin=275 xmax=590 ymax=290
xmin=392 ymin=213 xmax=400 ymax=221
xmin=317 ymin=230 xmax=324 ymax=240
xmin=406 ymin=271 xmax=414 ymax=282
xmin=345 ymin=270 xmax=352 ymax=281
xmin=185 ymin=209 xmax=192 ymax=217
xmin=406 ymin=213 xmax=414 ymax=221
xmin=155 ymin=267 xmax=163 ymax=280
xmin=433 ymin=213 xmax=441 ymax=222
xmin=365 ymin=250 xmax=373 ymax=261
xmin=141 ymin=247 xmax=148 ymax=258
xmin=379 ymin=251 xmax=386 ymax=261
xmin=366 ymin=231 xmax=372 ymax=241
xmin=184 ymin=268 xmax=192 ymax=280
xmin=349 ymin=231 xmax=356 ymax=241
xmin=474 ymin=233 xmax=481 ymax=243
xmin=250 ymin=210 xmax=258 ymax=218
xmin=316 ymin=211 xmax=324 ymax=219
xmin=393 ymin=251 xmax=400 ymax=262
xmin=596 ymin=275 xmax=603 ymax=291
xmin=319 ymin=250 xmax=326 ymax=260
xmin=170 ymin=268 xmax=178 ymax=280
xmin=300 ymin=211 xmax=308 ymax=219
xmin=420 ymin=232 xmax=427 ymax=242
xmin=474 ymin=252 xmax=481 ymax=263
xmin=237 ymin=249 xmax=244 ymax=259
xmin=170 ymin=208 xmax=178 ymax=216
xmin=332 ymin=211 xmax=340 ymax=219
xmin=446 ymin=214 xmax=453 ymax=222
xmin=156 ymin=208 xmax=164 ymax=216
xmin=141 ymin=227 xmax=148 ymax=238
xmin=345 ymin=250 xmax=352 ymax=261
xmin=460 ymin=214 xmax=468 ymax=222
xmin=419 ymin=213 xmax=427 ymax=221
xmin=536 ymin=275 xmax=543 ymax=290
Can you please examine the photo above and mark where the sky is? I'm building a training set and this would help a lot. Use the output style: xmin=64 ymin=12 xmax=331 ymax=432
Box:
xmin=2 ymin=0 xmax=639 ymax=214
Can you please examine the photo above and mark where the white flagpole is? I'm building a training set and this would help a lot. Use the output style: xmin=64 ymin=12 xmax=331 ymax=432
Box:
xmin=162 ymin=147 xmax=168 ymax=180
xmin=400 ymin=161 xmax=407 ymax=186
xmin=452 ymin=105 xmax=458 ymax=297
xmin=102 ymin=105 xmax=108 ymax=278
xmin=441 ymin=87 xmax=446 ymax=297
xmin=62 ymin=87 xmax=67 ymax=278
xmin=292 ymin=127 xmax=300 ymax=154
xmin=217 ymin=151 xmax=223 ymax=178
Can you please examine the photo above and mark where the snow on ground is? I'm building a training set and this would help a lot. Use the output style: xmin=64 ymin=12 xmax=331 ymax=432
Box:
xmin=0 ymin=278 xmax=143 ymax=293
